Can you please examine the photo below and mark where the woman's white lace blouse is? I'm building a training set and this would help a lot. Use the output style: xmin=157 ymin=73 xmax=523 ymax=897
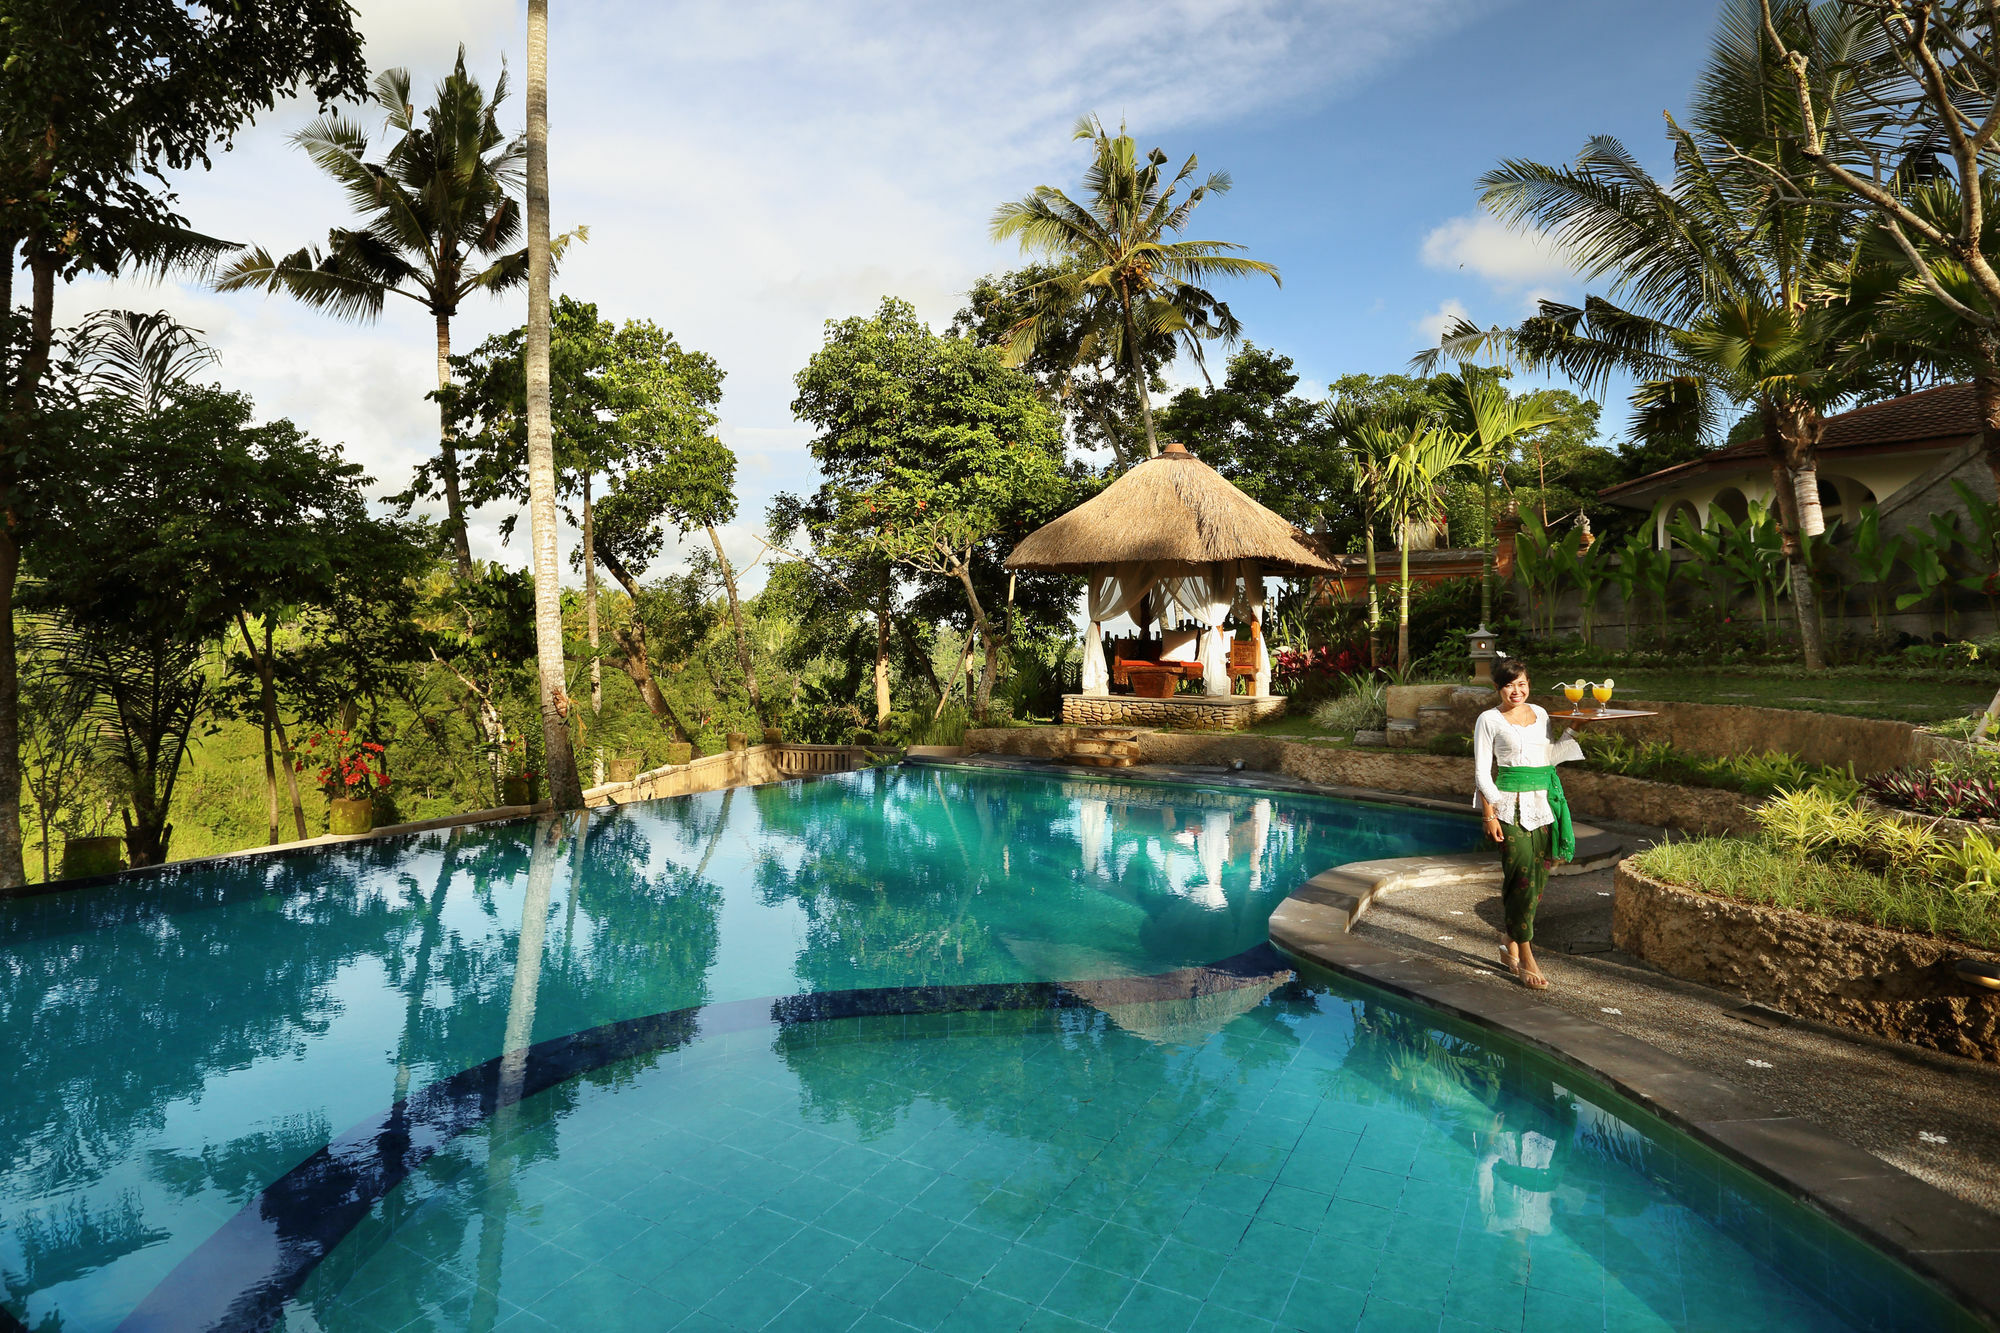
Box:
xmin=1472 ymin=705 xmax=1583 ymax=831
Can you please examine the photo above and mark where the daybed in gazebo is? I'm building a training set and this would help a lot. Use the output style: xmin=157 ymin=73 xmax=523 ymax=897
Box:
xmin=1005 ymin=441 xmax=1334 ymax=731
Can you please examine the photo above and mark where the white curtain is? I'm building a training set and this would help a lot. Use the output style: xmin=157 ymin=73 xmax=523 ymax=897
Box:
xmin=1083 ymin=563 xmax=1160 ymax=695
xmin=1163 ymin=567 xmax=1237 ymax=696
xmin=1194 ymin=807 xmax=1232 ymax=908
xmin=1078 ymin=798 xmax=1108 ymax=876
xmin=1246 ymin=562 xmax=1270 ymax=697
xmin=1248 ymin=797 xmax=1272 ymax=891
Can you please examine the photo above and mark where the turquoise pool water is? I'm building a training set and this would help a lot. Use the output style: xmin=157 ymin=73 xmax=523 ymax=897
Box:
xmin=0 ymin=765 xmax=1970 ymax=1332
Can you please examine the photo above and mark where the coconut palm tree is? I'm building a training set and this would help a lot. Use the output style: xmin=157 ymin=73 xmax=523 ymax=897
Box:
xmin=990 ymin=115 xmax=1279 ymax=460
xmin=1359 ymin=419 xmax=1479 ymax=673
xmin=1421 ymin=3 xmax=1869 ymax=669
xmin=524 ymin=0 xmax=582 ymax=811
xmin=215 ymin=49 xmax=527 ymax=579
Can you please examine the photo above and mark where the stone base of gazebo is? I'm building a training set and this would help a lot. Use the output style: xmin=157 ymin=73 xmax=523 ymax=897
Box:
xmin=1062 ymin=693 xmax=1286 ymax=731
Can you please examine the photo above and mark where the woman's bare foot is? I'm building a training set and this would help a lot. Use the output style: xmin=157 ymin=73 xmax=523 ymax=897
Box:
xmin=1517 ymin=942 xmax=1549 ymax=990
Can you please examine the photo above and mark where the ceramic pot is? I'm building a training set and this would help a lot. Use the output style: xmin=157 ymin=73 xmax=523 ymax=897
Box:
xmin=59 ymin=835 xmax=124 ymax=880
xmin=666 ymin=742 xmax=693 ymax=766
xmin=762 ymin=727 xmax=783 ymax=746
xmin=329 ymin=797 xmax=373 ymax=836
xmin=606 ymin=757 xmax=640 ymax=784
xmin=726 ymin=732 xmax=747 ymax=752
xmin=502 ymin=775 xmax=538 ymax=806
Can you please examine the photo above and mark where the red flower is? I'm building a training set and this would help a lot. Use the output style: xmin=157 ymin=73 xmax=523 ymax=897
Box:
xmin=377 ymin=774 xmax=391 ymax=789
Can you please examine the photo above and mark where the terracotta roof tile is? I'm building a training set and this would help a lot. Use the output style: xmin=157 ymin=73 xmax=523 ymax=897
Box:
xmin=1601 ymin=382 xmax=1980 ymax=501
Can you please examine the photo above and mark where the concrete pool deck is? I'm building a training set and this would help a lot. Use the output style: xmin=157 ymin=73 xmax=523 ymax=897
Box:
xmin=914 ymin=754 xmax=2000 ymax=1326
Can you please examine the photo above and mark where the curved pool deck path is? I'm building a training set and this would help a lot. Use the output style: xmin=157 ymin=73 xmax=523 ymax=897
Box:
xmin=918 ymin=754 xmax=2000 ymax=1328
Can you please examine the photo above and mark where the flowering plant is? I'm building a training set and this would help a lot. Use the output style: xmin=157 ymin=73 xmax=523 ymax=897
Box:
xmin=296 ymin=730 xmax=389 ymax=799
xmin=1271 ymin=643 xmax=1365 ymax=689
xmin=494 ymin=735 xmax=541 ymax=780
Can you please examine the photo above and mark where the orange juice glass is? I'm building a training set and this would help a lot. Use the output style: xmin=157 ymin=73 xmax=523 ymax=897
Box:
xmin=1591 ymin=681 xmax=1613 ymax=707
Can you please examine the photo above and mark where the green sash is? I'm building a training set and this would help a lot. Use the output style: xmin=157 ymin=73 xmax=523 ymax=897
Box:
xmin=1494 ymin=764 xmax=1573 ymax=863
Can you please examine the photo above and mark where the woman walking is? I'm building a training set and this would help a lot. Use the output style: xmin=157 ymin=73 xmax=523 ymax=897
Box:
xmin=1472 ymin=659 xmax=1581 ymax=989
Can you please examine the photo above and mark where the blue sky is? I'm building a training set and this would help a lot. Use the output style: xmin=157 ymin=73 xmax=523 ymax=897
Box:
xmin=61 ymin=0 xmax=1722 ymax=587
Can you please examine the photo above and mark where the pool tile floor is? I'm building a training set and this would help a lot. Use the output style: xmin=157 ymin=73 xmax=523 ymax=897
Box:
xmin=280 ymin=1000 xmax=1889 ymax=1333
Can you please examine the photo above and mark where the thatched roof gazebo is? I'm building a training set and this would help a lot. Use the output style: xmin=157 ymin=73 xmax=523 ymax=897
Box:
xmin=1006 ymin=442 xmax=1334 ymax=728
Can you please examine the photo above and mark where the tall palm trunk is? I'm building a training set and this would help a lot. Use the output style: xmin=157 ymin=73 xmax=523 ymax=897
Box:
xmin=583 ymin=474 xmax=601 ymax=785
xmin=1121 ymin=301 xmax=1160 ymax=458
xmin=1397 ymin=517 xmax=1413 ymax=674
xmin=524 ymin=0 xmax=582 ymax=810
xmin=0 ymin=238 xmax=59 ymax=890
xmin=434 ymin=313 xmax=474 ymax=579
xmin=874 ymin=565 xmax=892 ymax=728
xmin=1479 ymin=454 xmax=1497 ymax=627
xmin=706 ymin=524 xmax=763 ymax=724
xmin=1363 ymin=515 xmax=1381 ymax=670
xmin=1760 ymin=406 xmax=1826 ymax=670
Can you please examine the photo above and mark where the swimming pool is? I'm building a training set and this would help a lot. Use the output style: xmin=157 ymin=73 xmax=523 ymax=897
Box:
xmin=0 ymin=764 xmax=1973 ymax=1331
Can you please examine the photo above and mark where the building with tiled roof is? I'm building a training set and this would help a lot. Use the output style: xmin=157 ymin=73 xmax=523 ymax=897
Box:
xmin=1599 ymin=383 xmax=1989 ymax=546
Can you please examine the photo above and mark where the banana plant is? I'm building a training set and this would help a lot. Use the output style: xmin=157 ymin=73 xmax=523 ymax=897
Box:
xmin=1950 ymin=481 xmax=2000 ymax=625
xmin=1512 ymin=511 xmax=1572 ymax=638
xmin=1560 ymin=528 xmax=1614 ymax=646
xmin=1896 ymin=523 xmax=1955 ymax=635
xmin=1667 ymin=508 xmax=1735 ymax=641
xmin=1692 ymin=504 xmax=1784 ymax=642
xmin=1612 ymin=528 xmax=1674 ymax=643
xmin=1847 ymin=507 xmax=1905 ymax=636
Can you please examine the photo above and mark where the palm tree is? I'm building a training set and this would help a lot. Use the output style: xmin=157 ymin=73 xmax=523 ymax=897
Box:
xmin=215 ymin=49 xmax=527 ymax=579
xmin=1330 ymin=402 xmax=1393 ymax=669
xmin=990 ymin=115 xmax=1279 ymax=460
xmin=1434 ymin=366 xmax=1562 ymax=630
xmin=1360 ymin=419 xmax=1479 ymax=673
xmin=525 ymin=0 xmax=582 ymax=811
xmin=1421 ymin=4 xmax=1867 ymax=669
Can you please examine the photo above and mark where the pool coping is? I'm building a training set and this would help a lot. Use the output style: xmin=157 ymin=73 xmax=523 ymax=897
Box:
xmin=916 ymin=752 xmax=2000 ymax=1325
xmin=1270 ymin=862 xmax=2000 ymax=1328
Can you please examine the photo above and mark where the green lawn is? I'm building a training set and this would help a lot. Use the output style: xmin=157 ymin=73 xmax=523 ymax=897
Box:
xmin=1603 ymin=670 xmax=1994 ymax=724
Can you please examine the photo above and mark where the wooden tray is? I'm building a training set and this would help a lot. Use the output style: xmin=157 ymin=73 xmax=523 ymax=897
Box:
xmin=1544 ymin=707 xmax=1658 ymax=722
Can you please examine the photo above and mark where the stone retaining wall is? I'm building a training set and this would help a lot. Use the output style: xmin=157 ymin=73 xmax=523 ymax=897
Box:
xmin=963 ymin=728 xmax=1757 ymax=834
xmin=586 ymin=746 xmax=787 ymax=806
xmin=1402 ymin=689 xmax=1959 ymax=777
xmin=1060 ymin=694 xmax=1286 ymax=730
xmin=1613 ymin=861 xmax=2000 ymax=1062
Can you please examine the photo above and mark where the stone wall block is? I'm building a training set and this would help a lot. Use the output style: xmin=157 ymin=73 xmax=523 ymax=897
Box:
xmin=1614 ymin=861 xmax=2000 ymax=1061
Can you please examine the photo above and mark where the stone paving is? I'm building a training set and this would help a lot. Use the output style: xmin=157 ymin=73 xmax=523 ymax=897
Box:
xmin=1349 ymin=818 xmax=2000 ymax=1216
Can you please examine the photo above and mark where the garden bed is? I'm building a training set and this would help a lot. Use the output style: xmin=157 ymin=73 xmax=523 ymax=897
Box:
xmin=1614 ymin=858 xmax=2000 ymax=1062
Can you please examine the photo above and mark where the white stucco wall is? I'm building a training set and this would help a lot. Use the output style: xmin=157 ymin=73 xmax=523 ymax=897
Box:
xmin=1641 ymin=445 xmax=1962 ymax=546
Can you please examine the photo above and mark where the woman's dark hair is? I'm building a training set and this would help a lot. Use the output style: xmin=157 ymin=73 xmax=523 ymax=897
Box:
xmin=1491 ymin=658 xmax=1530 ymax=691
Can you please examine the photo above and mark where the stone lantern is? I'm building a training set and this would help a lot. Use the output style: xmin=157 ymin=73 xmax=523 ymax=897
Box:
xmin=1466 ymin=625 xmax=1499 ymax=684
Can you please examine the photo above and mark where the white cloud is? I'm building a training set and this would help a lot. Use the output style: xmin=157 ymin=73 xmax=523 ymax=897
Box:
xmin=1414 ymin=298 xmax=1471 ymax=345
xmin=1420 ymin=212 xmax=1575 ymax=288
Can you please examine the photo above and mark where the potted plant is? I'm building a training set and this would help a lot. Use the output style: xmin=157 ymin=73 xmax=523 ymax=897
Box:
xmin=666 ymin=741 xmax=693 ymax=766
xmin=762 ymin=726 xmax=783 ymax=746
xmin=606 ymin=756 xmax=640 ymax=783
xmin=298 ymin=730 xmax=389 ymax=836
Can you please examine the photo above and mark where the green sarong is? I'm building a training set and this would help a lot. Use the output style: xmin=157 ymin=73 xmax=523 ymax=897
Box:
xmin=1494 ymin=764 xmax=1574 ymax=863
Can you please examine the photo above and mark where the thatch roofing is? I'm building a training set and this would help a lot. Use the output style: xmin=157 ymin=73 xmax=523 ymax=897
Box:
xmin=1005 ymin=442 xmax=1335 ymax=575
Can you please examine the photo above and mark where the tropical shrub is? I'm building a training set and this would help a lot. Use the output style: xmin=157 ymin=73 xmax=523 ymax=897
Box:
xmin=1272 ymin=643 xmax=1365 ymax=701
xmin=1311 ymin=674 xmax=1387 ymax=735
xmin=1635 ymin=834 xmax=2000 ymax=950
xmin=1573 ymin=733 xmax=1857 ymax=800
xmin=1863 ymin=762 xmax=2000 ymax=822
